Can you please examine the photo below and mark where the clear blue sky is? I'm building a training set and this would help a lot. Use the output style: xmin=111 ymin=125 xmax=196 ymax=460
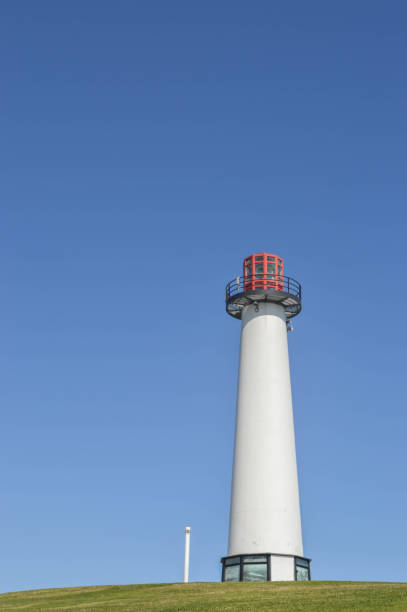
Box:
xmin=1 ymin=1 xmax=407 ymax=592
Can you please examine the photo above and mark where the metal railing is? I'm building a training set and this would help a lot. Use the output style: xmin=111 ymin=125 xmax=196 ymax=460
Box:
xmin=226 ymin=274 xmax=301 ymax=302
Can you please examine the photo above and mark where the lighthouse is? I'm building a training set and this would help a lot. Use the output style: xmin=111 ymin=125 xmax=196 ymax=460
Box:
xmin=221 ymin=253 xmax=311 ymax=582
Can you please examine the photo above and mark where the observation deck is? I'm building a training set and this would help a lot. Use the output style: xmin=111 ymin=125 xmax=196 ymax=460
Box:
xmin=225 ymin=273 xmax=302 ymax=320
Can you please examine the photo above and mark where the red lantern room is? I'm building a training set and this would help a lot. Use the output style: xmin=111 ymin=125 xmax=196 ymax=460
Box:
xmin=225 ymin=251 xmax=301 ymax=319
xmin=243 ymin=252 xmax=284 ymax=291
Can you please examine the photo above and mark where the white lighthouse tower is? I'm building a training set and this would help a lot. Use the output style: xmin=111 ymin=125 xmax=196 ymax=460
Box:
xmin=221 ymin=252 xmax=311 ymax=582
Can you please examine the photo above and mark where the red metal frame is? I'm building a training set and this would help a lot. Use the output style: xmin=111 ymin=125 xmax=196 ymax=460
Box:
xmin=243 ymin=252 xmax=284 ymax=292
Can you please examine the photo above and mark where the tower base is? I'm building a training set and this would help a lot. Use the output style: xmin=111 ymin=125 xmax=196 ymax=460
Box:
xmin=220 ymin=553 xmax=311 ymax=582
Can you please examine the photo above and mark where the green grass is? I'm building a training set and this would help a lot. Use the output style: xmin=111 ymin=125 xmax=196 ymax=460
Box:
xmin=0 ymin=582 xmax=406 ymax=611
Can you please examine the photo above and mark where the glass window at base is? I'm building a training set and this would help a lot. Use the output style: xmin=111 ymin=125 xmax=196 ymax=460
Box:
xmin=295 ymin=558 xmax=310 ymax=581
xmin=224 ymin=565 xmax=240 ymax=582
xmin=242 ymin=563 xmax=267 ymax=581
xmin=224 ymin=556 xmax=240 ymax=566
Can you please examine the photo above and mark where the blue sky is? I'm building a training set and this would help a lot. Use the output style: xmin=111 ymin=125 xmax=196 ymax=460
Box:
xmin=1 ymin=1 xmax=407 ymax=592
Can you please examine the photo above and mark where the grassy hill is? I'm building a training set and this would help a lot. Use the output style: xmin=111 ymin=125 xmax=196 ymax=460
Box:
xmin=0 ymin=581 xmax=406 ymax=611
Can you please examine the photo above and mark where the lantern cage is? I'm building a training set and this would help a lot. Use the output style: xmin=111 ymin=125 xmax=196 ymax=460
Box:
xmin=225 ymin=252 xmax=302 ymax=320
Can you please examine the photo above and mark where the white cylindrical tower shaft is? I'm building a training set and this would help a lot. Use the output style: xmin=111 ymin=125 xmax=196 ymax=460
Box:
xmin=184 ymin=526 xmax=191 ymax=583
xmin=228 ymin=301 xmax=303 ymax=557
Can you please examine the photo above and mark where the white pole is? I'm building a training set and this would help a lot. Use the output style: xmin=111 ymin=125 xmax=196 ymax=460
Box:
xmin=184 ymin=526 xmax=191 ymax=583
